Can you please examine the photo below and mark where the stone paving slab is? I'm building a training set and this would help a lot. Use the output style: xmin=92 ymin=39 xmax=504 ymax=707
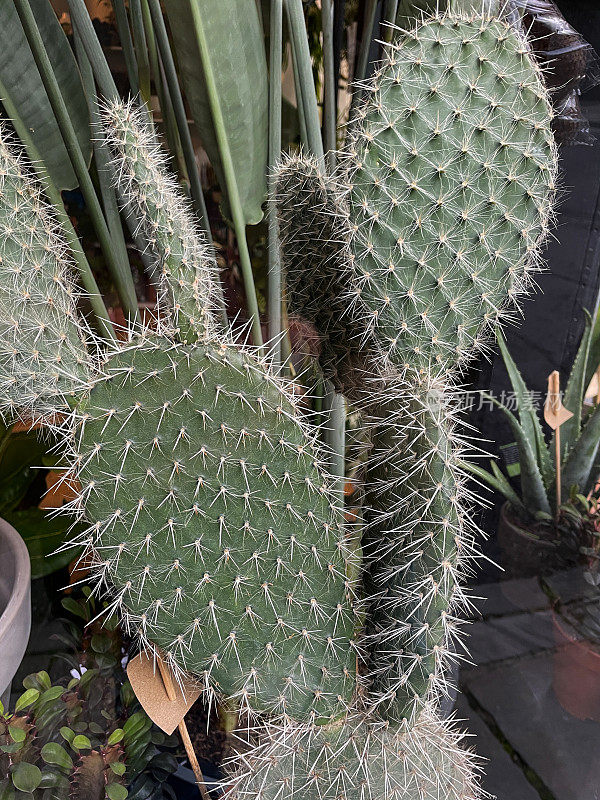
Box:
xmin=464 ymin=649 xmax=600 ymax=800
xmin=467 ymin=608 xmax=555 ymax=667
xmin=455 ymin=694 xmax=541 ymax=800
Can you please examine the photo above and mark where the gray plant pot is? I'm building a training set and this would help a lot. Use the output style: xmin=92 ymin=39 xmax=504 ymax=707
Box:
xmin=0 ymin=517 xmax=31 ymax=710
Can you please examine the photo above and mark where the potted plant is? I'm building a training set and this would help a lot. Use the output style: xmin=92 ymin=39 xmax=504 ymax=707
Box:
xmin=465 ymin=311 xmax=600 ymax=579
xmin=0 ymin=518 xmax=30 ymax=712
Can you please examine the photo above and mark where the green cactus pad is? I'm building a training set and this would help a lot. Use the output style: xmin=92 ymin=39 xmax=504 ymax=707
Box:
xmin=101 ymin=99 xmax=219 ymax=342
xmin=73 ymin=337 xmax=359 ymax=720
xmin=346 ymin=14 xmax=556 ymax=372
xmin=225 ymin=712 xmax=482 ymax=800
xmin=0 ymin=126 xmax=92 ymax=420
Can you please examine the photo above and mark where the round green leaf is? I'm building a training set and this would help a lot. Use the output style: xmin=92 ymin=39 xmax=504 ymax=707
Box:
xmin=109 ymin=762 xmax=126 ymax=776
xmin=106 ymin=783 xmax=128 ymax=800
xmin=14 ymin=689 xmax=39 ymax=713
xmin=8 ymin=726 xmax=26 ymax=743
xmin=59 ymin=726 xmax=75 ymax=745
xmin=11 ymin=762 xmax=42 ymax=793
xmin=107 ymin=728 xmax=124 ymax=746
xmin=41 ymin=742 xmax=73 ymax=770
xmin=72 ymin=735 xmax=92 ymax=751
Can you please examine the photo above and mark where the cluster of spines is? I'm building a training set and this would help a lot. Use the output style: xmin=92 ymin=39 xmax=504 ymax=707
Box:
xmin=101 ymin=98 xmax=220 ymax=342
xmin=0 ymin=124 xmax=93 ymax=423
xmin=224 ymin=710 xmax=485 ymax=800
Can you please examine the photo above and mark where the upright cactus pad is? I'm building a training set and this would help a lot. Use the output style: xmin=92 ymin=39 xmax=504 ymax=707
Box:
xmin=345 ymin=14 xmax=556 ymax=373
xmin=225 ymin=712 xmax=483 ymax=800
xmin=101 ymin=99 xmax=220 ymax=342
xmin=69 ymin=337 xmax=359 ymax=720
xmin=0 ymin=128 xmax=92 ymax=421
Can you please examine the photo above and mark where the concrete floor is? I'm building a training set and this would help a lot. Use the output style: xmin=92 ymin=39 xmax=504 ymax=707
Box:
xmin=460 ymin=573 xmax=600 ymax=800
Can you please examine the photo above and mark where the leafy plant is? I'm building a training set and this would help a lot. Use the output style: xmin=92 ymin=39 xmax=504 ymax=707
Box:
xmin=0 ymin=605 xmax=178 ymax=800
xmin=465 ymin=311 xmax=600 ymax=523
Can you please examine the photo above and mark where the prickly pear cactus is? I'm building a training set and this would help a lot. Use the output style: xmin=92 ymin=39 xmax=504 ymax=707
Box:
xmin=101 ymin=100 xmax=220 ymax=342
xmin=0 ymin=128 xmax=92 ymax=421
xmin=71 ymin=335 xmax=359 ymax=719
xmin=226 ymin=712 xmax=482 ymax=800
xmin=274 ymin=9 xmax=557 ymax=728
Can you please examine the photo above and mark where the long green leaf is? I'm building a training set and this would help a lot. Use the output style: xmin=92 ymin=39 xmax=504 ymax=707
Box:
xmin=585 ymin=303 xmax=600 ymax=400
xmin=496 ymin=330 xmax=553 ymax=489
xmin=561 ymin=310 xmax=593 ymax=461
xmin=562 ymin=401 xmax=600 ymax=498
xmin=0 ymin=0 xmax=91 ymax=191
xmin=484 ymin=393 xmax=551 ymax=515
xmin=163 ymin=0 xmax=268 ymax=225
xmin=460 ymin=458 xmax=527 ymax=515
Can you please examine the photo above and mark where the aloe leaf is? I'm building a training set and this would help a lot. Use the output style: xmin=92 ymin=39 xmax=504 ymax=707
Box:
xmin=163 ymin=0 xmax=268 ymax=225
xmin=484 ymin=393 xmax=551 ymax=515
xmin=496 ymin=330 xmax=553 ymax=489
xmin=561 ymin=310 xmax=593 ymax=461
xmin=461 ymin=458 xmax=527 ymax=515
xmin=562 ymin=401 xmax=600 ymax=499
xmin=0 ymin=0 xmax=91 ymax=191
xmin=585 ymin=304 xmax=600 ymax=400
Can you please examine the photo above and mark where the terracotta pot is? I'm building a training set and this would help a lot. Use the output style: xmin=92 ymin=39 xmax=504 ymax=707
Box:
xmin=0 ymin=518 xmax=31 ymax=710
xmin=497 ymin=502 xmax=561 ymax=580
xmin=552 ymin=611 xmax=600 ymax=721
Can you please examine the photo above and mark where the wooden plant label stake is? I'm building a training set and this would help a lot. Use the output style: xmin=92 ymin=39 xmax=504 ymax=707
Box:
xmin=544 ymin=370 xmax=573 ymax=519
xmin=127 ymin=652 xmax=209 ymax=800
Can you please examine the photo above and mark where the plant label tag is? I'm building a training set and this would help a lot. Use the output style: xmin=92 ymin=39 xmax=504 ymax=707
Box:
xmin=544 ymin=370 xmax=573 ymax=430
xmin=127 ymin=652 xmax=201 ymax=734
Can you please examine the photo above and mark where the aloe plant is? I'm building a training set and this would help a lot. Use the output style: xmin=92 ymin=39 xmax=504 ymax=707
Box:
xmin=466 ymin=313 xmax=600 ymax=521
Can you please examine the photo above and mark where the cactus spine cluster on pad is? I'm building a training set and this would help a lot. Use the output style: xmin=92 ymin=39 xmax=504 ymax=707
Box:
xmin=0 ymin=10 xmax=558 ymax=800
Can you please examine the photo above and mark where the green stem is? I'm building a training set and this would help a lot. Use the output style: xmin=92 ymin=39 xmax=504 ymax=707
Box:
xmin=382 ymin=0 xmax=398 ymax=42
xmin=141 ymin=0 xmax=188 ymax=181
xmin=130 ymin=0 xmax=152 ymax=106
xmin=67 ymin=0 xmax=120 ymax=102
xmin=285 ymin=0 xmax=324 ymax=165
xmin=268 ymin=0 xmax=283 ymax=366
xmin=113 ymin=0 xmax=139 ymax=95
xmin=323 ymin=384 xmax=346 ymax=506
xmin=322 ymin=0 xmax=336 ymax=169
xmin=187 ymin=0 xmax=263 ymax=349
xmin=289 ymin=27 xmax=308 ymax=149
xmin=17 ymin=0 xmax=140 ymax=323
xmin=0 ymin=83 xmax=115 ymax=341
xmin=146 ymin=0 xmax=228 ymax=330
xmin=73 ymin=29 xmax=133 ymax=324
xmin=355 ymin=0 xmax=378 ymax=84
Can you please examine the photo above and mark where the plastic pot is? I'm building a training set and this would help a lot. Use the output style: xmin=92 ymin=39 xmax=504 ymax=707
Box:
xmin=497 ymin=501 xmax=562 ymax=580
xmin=0 ymin=517 xmax=31 ymax=710
xmin=552 ymin=610 xmax=600 ymax=721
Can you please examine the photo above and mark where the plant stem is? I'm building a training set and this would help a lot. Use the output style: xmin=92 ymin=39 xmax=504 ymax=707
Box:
xmin=323 ymin=385 xmax=346 ymax=505
xmin=289 ymin=28 xmax=308 ymax=149
xmin=322 ymin=0 xmax=336 ymax=169
xmin=187 ymin=0 xmax=263 ymax=349
xmin=15 ymin=0 xmax=139 ymax=325
xmin=73 ymin=29 xmax=133 ymax=325
xmin=113 ymin=0 xmax=139 ymax=95
xmin=355 ymin=0 xmax=378 ymax=84
xmin=146 ymin=0 xmax=228 ymax=330
xmin=268 ymin=0 xmax=283 ymax=366
xmin=68 ymin=0 xmax=120 ymax=102
xmin=141 ymin=0 xmax=188 ymax=181
xmin=0 ymin=83 xmax=115 ymax=341
xmin=285 ymin=0 xmax=324 ymax=166
xmin=130 ymin=0 xmax=152 ymax=105
xmin=382 ymin=0 xmax=398 ymax=42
